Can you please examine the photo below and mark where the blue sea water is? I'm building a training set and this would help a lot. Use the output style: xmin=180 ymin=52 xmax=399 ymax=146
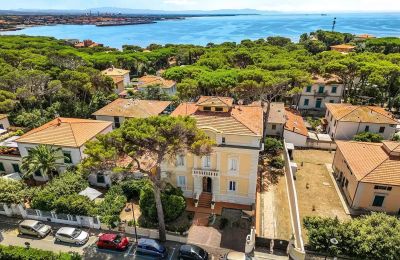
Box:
xmin=1 ymin=13 xmax=400 ymax=48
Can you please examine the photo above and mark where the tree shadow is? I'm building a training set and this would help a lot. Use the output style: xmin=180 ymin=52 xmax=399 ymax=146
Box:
xmin=257 ymin=156 xmax=284 ymax=192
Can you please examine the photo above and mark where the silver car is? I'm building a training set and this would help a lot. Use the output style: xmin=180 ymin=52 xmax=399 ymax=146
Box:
xmin=18 ymin=220 xmax=51 ymax=238
xmin=55 ymin=227 xmax=89 ymax=245
xmin=223 ymin=252 xmax=253 ymax=260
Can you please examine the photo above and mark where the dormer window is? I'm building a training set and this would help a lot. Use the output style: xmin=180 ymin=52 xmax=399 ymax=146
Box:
xmin=203 ymin=106 xmax=211 ymax=111
xmin=215 ymin=107 xmax=223 ymax=112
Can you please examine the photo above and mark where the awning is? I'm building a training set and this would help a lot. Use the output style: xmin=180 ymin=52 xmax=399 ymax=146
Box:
xmin=79 ymin=187 xmax=102 ymax=201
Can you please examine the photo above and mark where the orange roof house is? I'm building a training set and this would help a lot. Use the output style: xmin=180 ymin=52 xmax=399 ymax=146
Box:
xmin=333 ymin=140 xmax=400 ymax=213
xmin=101 ymin=67 xmax=131 ymax=93
xmin=283 ymin=108 xmax=308 ymax=147
xmin=330 ymin=44 xmax=356 ymax=54
xmin=136 ymin=75 xmax=177 ymax=95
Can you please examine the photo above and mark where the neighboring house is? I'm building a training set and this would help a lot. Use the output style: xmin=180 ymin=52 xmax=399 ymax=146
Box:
xmin=330 ymin=44 xmax=356 ymax=54
xmin=136 ymin=75 xmax=177 ymax=95
xmin=354 ymin=34 xmax=375 ymax=41
xmin=283 ymin=108 xmax=308 ymax=147
xmin=0 ymin=136 xmax=22 ymax=176
xmin=0 ymin=114 xmax=10 ymax=130
xmin=297 ymin=75 xmax=343 ymax=111
xmin=92 ymin=98 xmax=172 ymax=128
xmin=265 ymin=102 xmax=286 ymax=137
xmin=74 ymin=40 xmax=103 ymax=48
xmin=162 ymin=96 xmax=263 ymax=206
xmin=16 ymin=118 xmax=112 ymax=182
xmin=325 ymin=103 xmax=397 ymax=140
xmin=101 ymin=67 xmax=131 ymax=94
xmin=333 ymin=140 xmax=400 ymax=214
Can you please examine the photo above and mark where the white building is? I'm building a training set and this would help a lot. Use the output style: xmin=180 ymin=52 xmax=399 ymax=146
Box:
xmin=136 ymin=75 xmax=177 ymax=95
xmin=265 ymin=102 xmax=286 ymax=137
xmin=283 ymin=108 xmax=308 ymax=147
xmin=92 ymin=99 xmax=171 ymax=128
xmin=0 ymin=114 xmax=10 ymax=130
xmin=15 ymin=118 xmax=112 ymax=182
xmin=0 ymin=136 xmax=22 ymax=176
xmin=297 ymin=75 xmax=343 ymax=111
xmin=101 ymin=67 xmax=131 ymax=94
xmin=325 ymin=103 xmax=397 ymax=140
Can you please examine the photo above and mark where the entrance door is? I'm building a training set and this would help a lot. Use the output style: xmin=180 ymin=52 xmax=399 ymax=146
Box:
xmin=202 ymin=177 xmax=212 ymax=193
xmin=315 ymin=98 xmax=322 ymax=109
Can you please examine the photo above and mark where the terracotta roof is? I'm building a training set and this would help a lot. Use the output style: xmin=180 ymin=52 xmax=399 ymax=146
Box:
xmin=356 ymin=34 xmax=375 ymax=39
xmin=268 ymin=103 xmax=286 ymax=124
xmin=284 ymin=108 xmax=308 ymax=136
xmin=330 ymin=44 xmax=356 ymax=50
xmin=16 ymin=118 xmax=112 ymax=148
xmin=336 ymin=141 xmax=400 ymax=186
xmin=92 ymin=99 xmax=171 ymax=118
xmin=136 ymin=75 xmax=176 ymax=89
xmin=171 ymin=102 xmax=263 ymax=136
xmin=196 ymin=96 xmax=234 ymax=107
xmin=312 ymin=74 xmax=342 ymax=84
xmin=101 ymin=67 xmax=130 ymax=76
xmin=326 ymin=103 xmax=397 ymax=124
xmin=0 ymin=114 xmax=7 ymax=120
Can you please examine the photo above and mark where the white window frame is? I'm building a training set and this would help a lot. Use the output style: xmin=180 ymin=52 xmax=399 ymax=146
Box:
xmin=228 ymin=157 xmax=239 ymax=174
xmin=177 ymin=176 xmax=186 ymax=190
xmin=202 ymin=155 xmax=211 ymax=169
xmin=228 ymin=180 xmax=237 ymax=192
xmin=176 ymin=154 xmax=185 ymax=167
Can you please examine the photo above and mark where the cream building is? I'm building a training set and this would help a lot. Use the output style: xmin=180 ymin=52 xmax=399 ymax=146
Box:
xmin=333 ymin=140 xmax=400 ymax=214
xmin=0 ymin=114 xmax=10 ymax=130
xmin=325 ymin=103 xmax=397 ymax=140
xmin=161 ymin=96 xmax=263 ymax=206
xmin=101 ymin=67 xmax=131 ymax=94
xmin=136 ymin=75 xmax=177 ymax=96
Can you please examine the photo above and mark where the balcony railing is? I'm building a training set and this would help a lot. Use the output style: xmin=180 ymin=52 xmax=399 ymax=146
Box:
xmin=313 ymin=90 xmax=329 ymax=97
xmin=192 ymin=168 xmax=220 ymax=177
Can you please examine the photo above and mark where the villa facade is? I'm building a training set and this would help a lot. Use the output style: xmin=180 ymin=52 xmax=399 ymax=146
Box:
xmin=161 ymin=96 xmax=263 ymax=206
xmin=101 ymin=67 xmax=131 ymax=93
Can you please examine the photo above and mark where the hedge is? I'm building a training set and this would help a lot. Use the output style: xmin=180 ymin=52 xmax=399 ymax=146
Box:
xmin=0 ymin=244 xmax=81 ymax=260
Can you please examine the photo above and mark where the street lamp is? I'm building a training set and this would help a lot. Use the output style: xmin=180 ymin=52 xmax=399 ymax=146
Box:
xmin=131 ymin=202 xmax=138 ymax=243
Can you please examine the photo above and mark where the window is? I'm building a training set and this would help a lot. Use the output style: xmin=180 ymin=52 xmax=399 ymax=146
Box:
xmin=365 ymin=125 xmax=370 ymax=132
xmin=203 ymin=106 xmax=211 ymax=111
xmin=303 ymin=99 xmax=309 ymax=106
xmin=272 ymin=124 xmax=276 ymax=130
xmin=306 ymin=85 xmax=312 ymax=92
xmin=177 ymin=176 xmax=186 ymax=188
xmin=12 ymin=164 xmax=20 ymax=173
xmin=63 ymin=151 xmax=72 ymax=164
xmin=222 ymin=137 xmax=226 ymax=144
xmin=176 ymin=154 xmax=185 ymax=167
xmin=318 ymin=85 xmax=325 ymax=93
xmin=114 ymin=116 xmax=120 ymax=128
xmin=345 ymin=179 xmax=349 ymax=188
xmin=329 ymin=100 xmax=334 ymax=103
xmin=334 ymin=120 xmax=336 ymax=127
xmin=372 ymin=195 xmax=385 ymax=207
xmin=97 ymin=173 xmax=105 ymax=184
xmin=215 ymin=107 xmax=223 ymax=112
xmin=0 ymin=124 xmax=3 ymax=129
xmin=379 ymin=127 xmax=385 ymax=133
xmin=229 ymin=158 xmax=238 ymax=171
xmin=331 ymin=86 xmax=337 ymax=93
xmin=228 ymin=181 xmax=236 ymax=191
xmin=374 ymin=185 xmax=392 ymax=191
xmin=203 ymin=156 xmax=211 ymax=168
xmin=0 ymin=162 xmax=5 ymax=172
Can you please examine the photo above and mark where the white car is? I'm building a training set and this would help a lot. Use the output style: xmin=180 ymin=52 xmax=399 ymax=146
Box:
xmin=223 ymin=251 xmax=253 ymax=260
xmin=55 ymin=227 xmax=89 ymax=245
xmin=18 ymin=220 xmax=51 ymax=238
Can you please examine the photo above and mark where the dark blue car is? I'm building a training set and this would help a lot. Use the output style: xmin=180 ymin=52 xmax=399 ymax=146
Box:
xmin=136 ymin=238 xmax=168 ymax=258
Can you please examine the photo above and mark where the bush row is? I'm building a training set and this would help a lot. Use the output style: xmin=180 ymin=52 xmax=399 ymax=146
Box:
xmin=0 ymin=244 xmax=81 ymax=260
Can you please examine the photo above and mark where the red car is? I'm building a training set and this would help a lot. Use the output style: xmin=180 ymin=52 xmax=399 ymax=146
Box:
xmin=96 ymin=233 xmax=130 ymax=251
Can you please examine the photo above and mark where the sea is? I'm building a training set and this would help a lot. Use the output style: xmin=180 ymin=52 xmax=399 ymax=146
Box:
xmin=1 ymin=13 xmax=400 ymax=48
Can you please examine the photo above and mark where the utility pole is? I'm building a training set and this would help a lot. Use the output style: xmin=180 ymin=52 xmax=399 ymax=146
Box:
xmin=332 ymin=17 xmax=337 ymax=32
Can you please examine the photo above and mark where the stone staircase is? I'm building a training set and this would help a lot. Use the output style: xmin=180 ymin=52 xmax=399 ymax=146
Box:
xmin=198 ymin=192 xmax=212 ymax=208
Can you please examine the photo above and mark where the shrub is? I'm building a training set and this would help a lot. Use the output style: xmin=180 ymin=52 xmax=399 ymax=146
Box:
xmin=264 ymin=137 xmax=283 ymax=155
xmin=30 ymin=172 xmax=88 ymax=211
xmin=120 ymin=179 xmax=149 ymax=200
xmin=96 ymin=185 xmax=127 ymax=227
xmin=139 ymin=182 xmax=186 ymax=223
xmin=306 ymin=117 xmax=321 ymax=130
xmin=0 ymin=179 xmax=27 ymax=204
xmin=0 ymin=244 xmax=81 ymax=260
xmin=353 ymin=132 xmax=383 ymax=143
xmin=53 ymin=194 xmax=95 ymax=216
xmin=304 ymin=213 xmax=400 ymax=259
xmin=270 ymin=156 xmax=284 ymax=169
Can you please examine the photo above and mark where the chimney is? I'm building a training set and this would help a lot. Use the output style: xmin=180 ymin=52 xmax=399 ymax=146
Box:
xmin=57 ymin=118 xmax=62 ymax=126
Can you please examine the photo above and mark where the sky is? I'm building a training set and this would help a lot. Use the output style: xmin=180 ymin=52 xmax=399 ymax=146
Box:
xmin=1 ymin=0 xmax=399 ymax=12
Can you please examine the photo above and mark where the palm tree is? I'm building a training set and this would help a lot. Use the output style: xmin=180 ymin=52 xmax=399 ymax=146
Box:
xmin=21 ymin=145 xmax=65 ymax=181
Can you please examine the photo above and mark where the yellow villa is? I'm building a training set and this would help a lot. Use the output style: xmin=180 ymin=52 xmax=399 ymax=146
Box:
xmin=161 ymin=96 xmax=263 ymax=207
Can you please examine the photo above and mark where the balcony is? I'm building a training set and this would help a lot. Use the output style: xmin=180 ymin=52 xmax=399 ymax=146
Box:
xmin=192 ymin=168 xmax=220 ymax=177
xmin=313 ymin=90 xmax=329 ymax=97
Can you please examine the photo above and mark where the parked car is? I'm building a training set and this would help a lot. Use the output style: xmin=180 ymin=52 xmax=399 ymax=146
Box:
xmin=178 ymin=244 xmax=208 ymax=260
xmin=137 ymin=238 xmax=167 ymax=258
xmin=18 ymin=220 xmax=51 ymax=238
xmin=223 ymin=251 xmax=253 ymax=260
xmin=55 ymin=227 xmax=89 ymax=245
xmin=96 ymin=233 xmax=129 ymax=251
